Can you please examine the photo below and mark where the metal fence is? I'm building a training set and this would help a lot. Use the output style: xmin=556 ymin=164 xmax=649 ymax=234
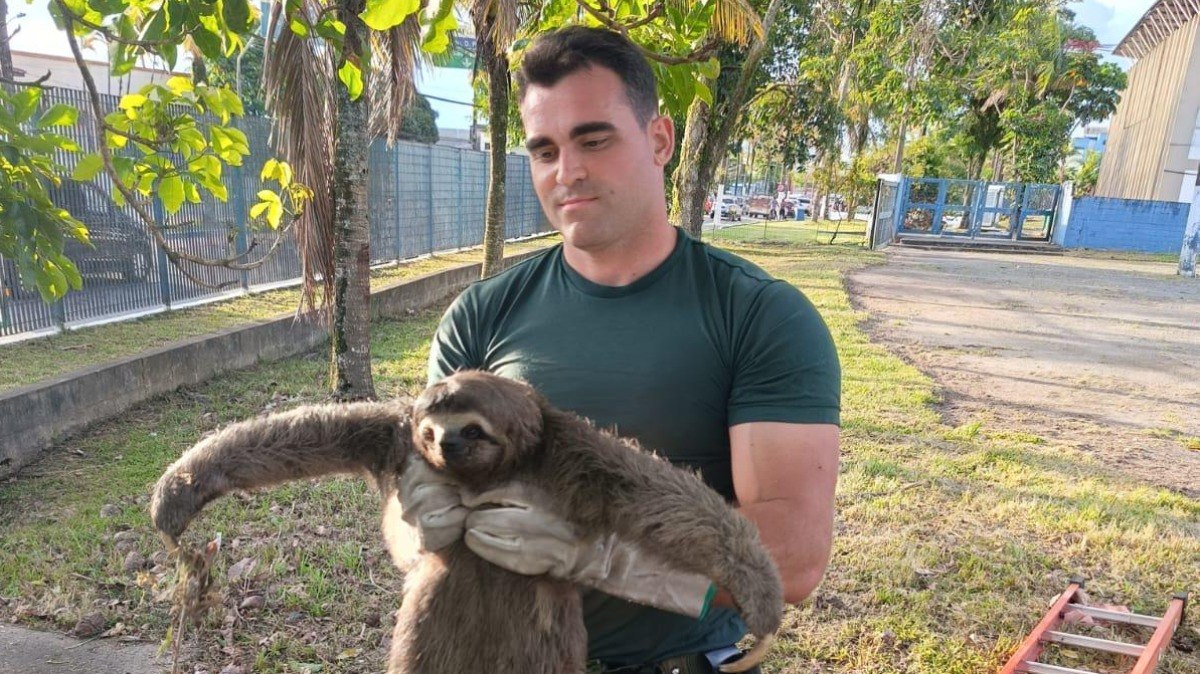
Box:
xmin=0 ymin=88 xmax=549 ymax=340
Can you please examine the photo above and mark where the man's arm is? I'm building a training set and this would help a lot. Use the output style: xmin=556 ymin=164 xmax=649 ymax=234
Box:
xmin=716 ymin=422 xmax=839 ymax=606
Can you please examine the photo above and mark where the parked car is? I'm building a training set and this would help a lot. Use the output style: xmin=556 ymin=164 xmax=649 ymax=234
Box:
xmin=745 ymin=195 xmax=779 ymax=219
xmin=50 ymin=180 xmax=155 ymax=283
xmin=707 ymin=195 xmax=743 ymax=220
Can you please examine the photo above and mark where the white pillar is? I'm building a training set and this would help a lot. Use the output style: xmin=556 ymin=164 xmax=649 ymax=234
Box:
xmin=1179 ymin=188 xmax=1200 ymax=277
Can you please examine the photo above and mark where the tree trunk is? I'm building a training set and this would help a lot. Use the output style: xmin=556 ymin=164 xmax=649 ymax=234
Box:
xmin=329 ymin=0 xmax=375 ymax=400
xmin=0 ymin=0 xmax=13 ymax=82
xmin=671 ymin=98 xmax=715 ymax=237
xmin=478 ymin=14 xmax=509 ymax=279
xmin=669 ymin=0 xmax=786 ymax=236
xmin=892 ymin=102 xmax=909 ymax=174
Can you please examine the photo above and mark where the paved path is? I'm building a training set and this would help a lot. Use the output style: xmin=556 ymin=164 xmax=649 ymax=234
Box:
xmin=0 ymin=624 xmax=167 ymax=674
xmin=849 ymin=246 xmax=1200 ymax=497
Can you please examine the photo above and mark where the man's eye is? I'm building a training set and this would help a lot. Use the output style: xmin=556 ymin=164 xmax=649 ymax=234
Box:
xmin=461 ymin=424 xmax=483 ymax=440
xmin=583 ymin=138 xmax=608 ymax=149
xmin=534 ymin=149 xmax=556 ymax=161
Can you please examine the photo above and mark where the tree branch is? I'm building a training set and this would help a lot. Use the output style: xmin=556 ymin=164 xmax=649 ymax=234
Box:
xmin=59 ymin=1 xmax=291 ymax=287
xmin=574 ymin=0 xmax=720 ymax=65
xmin=0 ymin=71 xmax=52 ymax=88
xmin=57 ymin=4 xmax=181 ymax=49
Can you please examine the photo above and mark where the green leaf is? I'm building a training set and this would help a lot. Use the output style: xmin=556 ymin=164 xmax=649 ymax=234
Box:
xmin=118 ymin=93 xmax=148 ymax=111
xmin=160 ymin=174 xmax=185 ymax=214
xmin=36 ymin=104 xmax=77 ymax=129
xmin=289 ymin=17 xmax=309 ymax=37
xmin=360 ymin=0 xmax=420 ymax=31
xmin=699 ymin=57 xmax=720 ymax=81
xmin=338 ymin=60 xmax=364 ymax=101
xmin=13 ymin=88 xmax=41 ymax=123
xmin=249 ymin=201 xmax=269 ymax=219
xmin=695 ymin=80 xmax=713 ymax=106
xmin=421 ymin=0 xmax=457 ymax=53
xmin=222 ymin=0 xmax=252 ymax=32
xmin=72 ymin=154 xmax=105 ymax=181
xmin=166 ymin=76 xmax=194 ymax=95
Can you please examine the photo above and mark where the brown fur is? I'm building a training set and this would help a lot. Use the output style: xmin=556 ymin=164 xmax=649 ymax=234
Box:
xmin=150 ymin=371 xmax=783 ymax=674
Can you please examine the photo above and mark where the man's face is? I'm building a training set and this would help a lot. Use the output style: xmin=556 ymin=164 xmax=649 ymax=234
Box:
xmin=519 ymin=65 xmax=673 ymax=253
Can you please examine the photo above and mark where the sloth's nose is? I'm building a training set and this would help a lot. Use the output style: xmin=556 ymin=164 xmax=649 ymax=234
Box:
xmin=440 ymin=438 xmax=467 ymax=459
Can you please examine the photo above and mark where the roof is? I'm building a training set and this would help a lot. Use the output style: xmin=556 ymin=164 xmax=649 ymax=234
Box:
xmin=1114 ymin=0 xmax=1200 ymax=60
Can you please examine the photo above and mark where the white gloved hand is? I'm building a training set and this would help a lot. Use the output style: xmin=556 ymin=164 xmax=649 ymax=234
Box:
xmin=462 ymin=483 xmax=717 ymax=618
xmin=397 ymin=459 xmax=468 ymax=552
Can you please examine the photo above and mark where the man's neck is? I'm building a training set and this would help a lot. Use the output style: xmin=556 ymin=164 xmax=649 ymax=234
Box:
xmin=562 ymin=222 xmax=678 ymax=287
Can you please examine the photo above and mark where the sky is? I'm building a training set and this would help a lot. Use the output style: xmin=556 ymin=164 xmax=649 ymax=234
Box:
xmin=1070 ymin=0 xmax=1157 ymax=67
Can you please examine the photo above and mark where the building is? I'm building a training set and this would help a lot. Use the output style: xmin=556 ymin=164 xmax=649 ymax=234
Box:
xmin=1096 ymin=0 xmax=1200 ymax=203
xmin=11 ymin=50 xmax=187 ymax=98
xmin=1071 ymin=123 xmax=1109 ymax=156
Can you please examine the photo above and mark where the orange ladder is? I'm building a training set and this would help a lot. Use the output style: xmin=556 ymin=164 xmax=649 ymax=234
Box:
xmin=999 ymin=578 xmax=1189 ymax=674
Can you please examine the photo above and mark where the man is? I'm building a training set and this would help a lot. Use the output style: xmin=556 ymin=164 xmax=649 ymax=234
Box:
xmin=401 ymin=26 xmax=840 ymax=673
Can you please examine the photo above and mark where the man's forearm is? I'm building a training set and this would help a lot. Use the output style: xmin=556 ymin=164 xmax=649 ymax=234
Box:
xmin=712 ymin=497 xmax=832 ymax=608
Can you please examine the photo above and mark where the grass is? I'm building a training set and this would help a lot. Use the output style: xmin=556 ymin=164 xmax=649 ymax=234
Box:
xmin=0 ymin=236 xmax=556 ymax=393
xmin=705 ymin=218 xmax=869 ymax=247
xmin=2 ymin=235 xmax=1198 ymax=674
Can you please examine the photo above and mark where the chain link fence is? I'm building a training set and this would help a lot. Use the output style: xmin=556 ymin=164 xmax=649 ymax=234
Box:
xmin=0 ymin=87 xmax=549 ymax=340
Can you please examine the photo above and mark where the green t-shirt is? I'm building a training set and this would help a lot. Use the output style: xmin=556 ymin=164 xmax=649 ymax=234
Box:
xmin=427 ymin=228 xmax=840 ymax=665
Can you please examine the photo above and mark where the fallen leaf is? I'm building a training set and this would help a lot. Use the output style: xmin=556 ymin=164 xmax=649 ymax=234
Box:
xmin=227 ymin=557 xmax=256 ymax=582
xmin=72 ymin=611 xmax=106 ymax=637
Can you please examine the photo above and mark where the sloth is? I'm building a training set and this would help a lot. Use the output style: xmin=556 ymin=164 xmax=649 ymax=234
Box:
xmin=150 ymin=370 xmax=784 ymax=674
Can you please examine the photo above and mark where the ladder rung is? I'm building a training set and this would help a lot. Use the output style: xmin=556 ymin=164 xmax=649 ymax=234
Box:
xmin=1065 ymin=604 xmax=1161 ymax=628
xmin=1021 ymin=662 xmax=1101 ymax=674
xmin=1043 ymin=631 xmax=1145 ymax=657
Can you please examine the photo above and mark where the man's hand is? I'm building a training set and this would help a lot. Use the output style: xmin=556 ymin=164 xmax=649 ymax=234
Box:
xmin=398 ymin=459 xmax=469 ymax=552
xmin=463 ymin=483 xmax=716 ymax=619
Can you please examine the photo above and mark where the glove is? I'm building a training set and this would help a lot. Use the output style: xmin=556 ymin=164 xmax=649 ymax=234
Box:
xmin=397 ymin=458 xmax=469 ymax=552
xmin=462 ymin=483 xmax=717 ymax=619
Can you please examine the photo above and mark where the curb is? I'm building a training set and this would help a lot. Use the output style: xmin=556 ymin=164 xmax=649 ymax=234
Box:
xmin=0 ymin=248 xmax=548 ymax=479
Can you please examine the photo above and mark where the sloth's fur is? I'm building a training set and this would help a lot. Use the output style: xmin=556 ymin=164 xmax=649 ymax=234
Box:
xmin=151 ymin=371 xmax=783 ymax=674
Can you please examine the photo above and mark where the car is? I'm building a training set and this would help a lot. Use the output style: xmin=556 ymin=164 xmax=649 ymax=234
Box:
xmin=50 ymin=180 xmax=156 ymax=283
xmin=706 ymin=195 xmax=743 ymax=220
xmin=745 ymin=195 xmax=779 ymax=219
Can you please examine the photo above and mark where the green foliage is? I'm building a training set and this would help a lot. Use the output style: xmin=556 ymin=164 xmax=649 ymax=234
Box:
xmin=0 ymin=0 xmax=316 ymax=301
xmin=0 ymin=86 xmax=86 ymax=302
xmin=1070 ymin=150 xmax=1101 ymax=196
xmin=201 ymin=37 xmax=267 ymax=115
xmin=399 ymin=94 xmax=439 ymax=145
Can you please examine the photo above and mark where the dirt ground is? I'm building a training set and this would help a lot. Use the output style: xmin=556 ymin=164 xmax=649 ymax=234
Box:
xmin=849 ymin=247 xmax=1200 ymax=498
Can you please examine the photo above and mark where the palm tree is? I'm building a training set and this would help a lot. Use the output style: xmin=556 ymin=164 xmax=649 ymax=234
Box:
xmin=473 ymin=0 xmax=521 ymax=279
xmin=263 ymin=0 xmax=422 ymax=400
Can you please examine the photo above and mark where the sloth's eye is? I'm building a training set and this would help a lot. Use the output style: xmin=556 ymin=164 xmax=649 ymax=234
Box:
xmin=422 ymin=428 xmax=435 ymax=443
xmin=460 ymin=424 xmax=483 ymax=440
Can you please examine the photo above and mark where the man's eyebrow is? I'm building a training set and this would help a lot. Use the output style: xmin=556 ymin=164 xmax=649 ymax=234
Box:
xmin=570 ymin=121 xmax=616 ymax=138
xmin=525 ymin=136 xmax=553 ymax=152
xmin=524 ymin=122 xmax=618 ymax=152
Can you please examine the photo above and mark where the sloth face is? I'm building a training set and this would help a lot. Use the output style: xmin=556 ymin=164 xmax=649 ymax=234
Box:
xmin=412 ymin=371 xmax=544 ymax=483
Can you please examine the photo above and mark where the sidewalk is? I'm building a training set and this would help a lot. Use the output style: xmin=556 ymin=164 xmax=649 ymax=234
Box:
xmin=0 ymin=623 xmax=168 ymax=674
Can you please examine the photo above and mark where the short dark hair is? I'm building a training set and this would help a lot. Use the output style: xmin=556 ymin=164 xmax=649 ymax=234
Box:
xmin=515 ymin=26 xmax=660 ymax=125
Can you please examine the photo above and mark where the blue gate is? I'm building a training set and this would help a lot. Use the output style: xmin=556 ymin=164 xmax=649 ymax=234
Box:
xmin=892 ymin=177 xmax=1061 ymax=242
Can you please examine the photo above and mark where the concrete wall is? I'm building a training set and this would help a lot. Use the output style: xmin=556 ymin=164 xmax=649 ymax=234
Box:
xmin=1062 ymin=196 xmax=1191 ymax=253
xmin=0 ymin=249 xmax=547 ymax=479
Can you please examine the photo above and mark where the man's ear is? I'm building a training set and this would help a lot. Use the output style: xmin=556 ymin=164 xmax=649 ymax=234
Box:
xmin=649 ymin=114 xmax=675 ymax=167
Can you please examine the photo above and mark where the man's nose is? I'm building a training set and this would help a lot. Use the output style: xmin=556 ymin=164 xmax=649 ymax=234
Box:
xmin=556 ymin=147 xmax=587 ymax=185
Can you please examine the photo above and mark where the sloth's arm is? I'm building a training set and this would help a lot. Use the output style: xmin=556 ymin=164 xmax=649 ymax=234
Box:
xmin=537 ymin=406 xmax=783 ymax=637
xmin=151 ymin=402 xmax=411 ymax=545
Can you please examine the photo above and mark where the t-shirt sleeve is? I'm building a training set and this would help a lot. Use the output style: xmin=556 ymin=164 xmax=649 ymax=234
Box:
xmin=728 ymin=281 xmax=841 ymax=427
xmin=427 ymin=288 xmax=485 ymax=385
